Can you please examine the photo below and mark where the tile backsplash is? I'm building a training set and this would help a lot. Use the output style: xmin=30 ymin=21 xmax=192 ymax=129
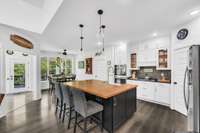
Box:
xmin=133 ymin=67 xmax=171 ymax=80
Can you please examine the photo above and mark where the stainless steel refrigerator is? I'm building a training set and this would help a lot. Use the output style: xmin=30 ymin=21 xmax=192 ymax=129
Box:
xmin=183 ymin=45 xmax=200 ymax=133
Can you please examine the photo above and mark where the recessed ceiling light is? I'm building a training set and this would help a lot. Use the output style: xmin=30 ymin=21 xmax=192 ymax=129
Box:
xmin=153 ymin=33 xmax=157 ymax=37
xmin=97 ymin=42 xmax=102 ymax=46
xmin=190 ymin=10 xmax=200 ymax=16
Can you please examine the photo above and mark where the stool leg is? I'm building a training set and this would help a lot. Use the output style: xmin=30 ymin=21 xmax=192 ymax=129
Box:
xmin=59 ymin=102 xmax=63 ymax=119
xmin=55 ymin=98 xmax=58 ymax=114
xmin=74 ymin=112 xmax=78 ymax=133
xmin=62 ymin=104 xmax=66 ymax=123
xmin=51 ymin=84 xmax=54 ymax=94
xmin=101 ymin=112 xmax=103 ymax=132
xmin=84 ymin=117 xmax=87 ymax=133
xmin=67 ymin=107 xmax=72 ymax=129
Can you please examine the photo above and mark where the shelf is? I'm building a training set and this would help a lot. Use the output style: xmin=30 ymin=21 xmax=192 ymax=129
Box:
xmin=85 ymin=58 xmax=92 ymax=74
xmin=128 ymin=67 xmax=139 ymax=70
xmin=157 ymin=49 xmax=168 ymax=69
xmin=156 ymin=68 xmax=171 ymax=70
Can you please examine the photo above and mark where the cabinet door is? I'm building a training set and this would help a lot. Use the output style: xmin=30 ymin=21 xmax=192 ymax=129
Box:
xmin=140 ymin=82 xmax=155 ymax=100
xmin=114 ymin=45 xmax=127 ymax=65
xmin=155 ymin=83 xmax=170 ymax=105
xmin=126 ymin=89 xmax=136 ymax=117
xmin=156 ymin=48 xmax=170 ymax=70
xmin=113 ymin=93 xmax=126 ymax=129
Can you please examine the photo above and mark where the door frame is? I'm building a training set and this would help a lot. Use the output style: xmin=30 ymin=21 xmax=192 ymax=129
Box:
xmin=6 ymin=55 xmax=31 ymax=94
xmin=171 ymin=46 xmax=189 ymax=115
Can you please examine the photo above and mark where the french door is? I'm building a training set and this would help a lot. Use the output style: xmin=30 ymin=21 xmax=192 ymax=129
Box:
xmin=6 ymin=58 xmax=30 ymax=93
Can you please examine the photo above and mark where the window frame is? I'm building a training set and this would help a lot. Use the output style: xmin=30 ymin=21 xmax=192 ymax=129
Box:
xmin=40 ymin=56 xmax=74 ymax=81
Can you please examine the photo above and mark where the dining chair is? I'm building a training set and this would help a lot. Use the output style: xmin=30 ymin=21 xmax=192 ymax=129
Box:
xmin=71 ymin=74 xmax=76 ymax=81
xmin=71 ymin=89 xmax=104 ymax=133
xmin=54 ymin=82 xmax=63 ymax=119
xmin=48 ymin=76 xmax=55 ymax=94
xmin=60 ymin=83 xmax=74 ymax=129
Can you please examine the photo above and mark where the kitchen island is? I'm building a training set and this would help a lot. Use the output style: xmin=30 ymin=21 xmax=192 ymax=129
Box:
xmin=64 ymin=80 xmax=137 ymax=133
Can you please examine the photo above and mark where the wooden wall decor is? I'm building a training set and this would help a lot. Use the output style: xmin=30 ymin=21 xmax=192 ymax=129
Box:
xmin=85 ymin=58 xmax=92 ymax=74
xmin=0 ymin=94 xmax=5 ymax=105
xmin=10 ymin=34 xmax=33 ymax=49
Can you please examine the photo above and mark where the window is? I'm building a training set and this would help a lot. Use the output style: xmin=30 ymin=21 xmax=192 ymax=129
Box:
xmin=41 ymin=57 xmax=48 ymax=81
xmin=49 ymin=57 xmax=57 ymax=75
xmin=40 ymin=56 xmax=74 ymax=81
xmin=64 ymin=59 xmax=72 ymax=75
xmin=14 ymin=64 xmax=26 ymax=88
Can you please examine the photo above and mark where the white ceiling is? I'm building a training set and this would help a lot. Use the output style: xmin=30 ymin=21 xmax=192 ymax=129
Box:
xmin=1 ymin=0 xmax=200 ymax=52
xmin=41 ymin=0 xmax=200 ymax=51
xmin=0 ymin=0 xmax=63 ymax=33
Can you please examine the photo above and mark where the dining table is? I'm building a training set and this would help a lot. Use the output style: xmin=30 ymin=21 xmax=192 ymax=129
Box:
xmin=50 ymin=75 xmax=75 ymax=82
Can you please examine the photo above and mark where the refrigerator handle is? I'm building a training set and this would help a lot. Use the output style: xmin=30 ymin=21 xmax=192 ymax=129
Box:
xmin=183 ymin=66 xmax=189 ymax=110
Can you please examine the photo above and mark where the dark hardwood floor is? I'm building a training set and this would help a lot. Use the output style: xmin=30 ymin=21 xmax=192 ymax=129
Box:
xmin=0 ymin=91 xmax=187 ymax=133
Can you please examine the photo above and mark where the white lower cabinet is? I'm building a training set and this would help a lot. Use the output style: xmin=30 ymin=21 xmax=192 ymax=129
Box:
xmin=140 ymin=82 xmax=155 ymax=101
xmin=127 ymin=80 xmax=170 ymax=106
xmin=154 ymin=83 xmax=170 ymax=105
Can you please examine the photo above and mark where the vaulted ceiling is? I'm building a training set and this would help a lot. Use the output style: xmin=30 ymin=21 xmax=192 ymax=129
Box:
xmin=0 ymin=0 xmax=200 ymax=52
xmin=0 ymin=0 xmax=63 ymax=33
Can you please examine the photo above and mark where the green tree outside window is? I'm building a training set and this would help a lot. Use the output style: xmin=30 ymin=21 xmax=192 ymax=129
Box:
xmin=41 ymin=57 xmax=48 ymax=81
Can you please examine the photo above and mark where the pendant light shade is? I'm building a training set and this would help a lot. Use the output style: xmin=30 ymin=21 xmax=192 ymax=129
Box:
xmin=97 ymin=9 xmax=106 ymax=52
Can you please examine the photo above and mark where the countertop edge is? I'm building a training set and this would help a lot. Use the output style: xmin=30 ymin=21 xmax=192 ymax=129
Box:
xmin=127 ymin=79 xmax=171 ymax=84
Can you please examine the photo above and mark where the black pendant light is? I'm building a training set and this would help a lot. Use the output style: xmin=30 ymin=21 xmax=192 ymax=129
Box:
xmin=79 ymin=24 xmax=84 ymax=51
xmin=97 ymin=9 xmax=106 ymax=52
xmin=62 ymin=49 xmax=67 ymax=55
xmin=98 ymin=9 xmax=103 ymax=34
xmin=101 ymin=25 xmax=106 ymax=52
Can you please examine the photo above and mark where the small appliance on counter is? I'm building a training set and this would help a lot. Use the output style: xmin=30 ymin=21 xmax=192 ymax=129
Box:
xmin=114 ymin=65 xmax=127 ymax=84
xmin=131 ymin=71 xmax=137 ymax=79
xmin=158 ymin=72 xmax=171 ymax=83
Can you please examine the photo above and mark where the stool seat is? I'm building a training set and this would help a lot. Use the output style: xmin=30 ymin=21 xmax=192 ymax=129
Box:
xmin=85 ymin=100 xmax=103 ymax=118
xmin=71 ymin=89 xmax=104 ymax=133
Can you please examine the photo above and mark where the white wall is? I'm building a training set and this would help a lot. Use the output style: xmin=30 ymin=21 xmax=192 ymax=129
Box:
xmin=170 ymin=16 xmax=200 ymax=110
xmin=0 ymin=25 xmax=43 ymax=118
xmin=75 ymin=46 xmax=115 ymax=81
xmin=75 ymin=51 xmax=94 ymax=80
xmin=0 ymin=25 xmax=41 ymax=97
xmin=171 ymin=17 xmax=200 ymax=50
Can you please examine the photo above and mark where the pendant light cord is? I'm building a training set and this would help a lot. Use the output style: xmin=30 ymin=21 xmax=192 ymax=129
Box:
xmin=79 ymin=24 xmax=84 ymax=51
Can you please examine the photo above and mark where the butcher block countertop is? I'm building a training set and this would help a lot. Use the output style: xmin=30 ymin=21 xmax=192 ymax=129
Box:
xmin=64 ymin=80 xmax=137 ymax=99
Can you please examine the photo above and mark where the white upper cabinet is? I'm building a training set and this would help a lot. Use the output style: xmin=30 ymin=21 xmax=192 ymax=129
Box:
xmin=137 ymin=47 xmax=156 ymax=66
xmin=114 ymin=44 xmax=127 ymax=65
xmin=129 ymin=36 xmax=171 ymax=68
xmin=156 ymin=47 xmax=171 ymax=70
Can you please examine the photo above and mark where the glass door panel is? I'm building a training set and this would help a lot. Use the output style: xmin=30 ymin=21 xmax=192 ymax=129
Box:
xmin=14 ymin=64 xmax=26 ymax=88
